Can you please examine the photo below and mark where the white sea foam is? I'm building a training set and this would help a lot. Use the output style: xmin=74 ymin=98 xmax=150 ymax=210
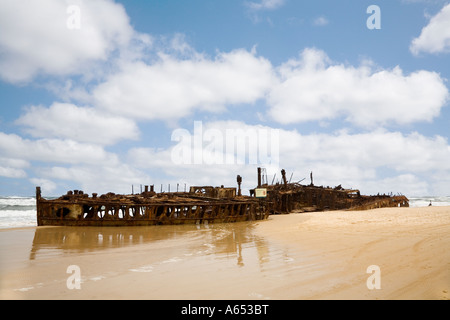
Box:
xmin=0 ymin=196 xmax=36 ymax=229
xmin=0 ymin=196 xmax=36 ymax=208
xmin=0 ymin=209 xmax=36 ymax=229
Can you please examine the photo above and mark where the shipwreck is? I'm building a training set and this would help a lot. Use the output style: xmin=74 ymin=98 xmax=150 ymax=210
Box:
xmin=36 ymin=167 xmax=409 ymax=227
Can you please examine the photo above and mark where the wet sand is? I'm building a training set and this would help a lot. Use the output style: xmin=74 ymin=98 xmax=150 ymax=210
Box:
xmin=0 ymin=206 xmax=449 ymax=300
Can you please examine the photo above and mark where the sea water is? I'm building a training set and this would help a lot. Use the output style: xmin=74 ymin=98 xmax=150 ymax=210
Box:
xmin=408 ymin=196 xmax=450 ymax=208
xmin=0 ymin=196 xmax=37 ymax=229
xmin=1 ymin=195 xmax=449 ymax=229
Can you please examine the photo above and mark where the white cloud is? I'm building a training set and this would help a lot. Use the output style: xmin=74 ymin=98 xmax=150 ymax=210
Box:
xmin=268 ymin=48 xmax=449 ymax=127
xmin=0 ymin=132 xmax=119 ymax=165
xmin=276 ymin=127 xmax=450 ymax=195
xmin=29 ymin=178 xmax=57 ymax=194
xmin=0 ymin=0 xmax=134 ymax=83
xmin=0 ymin=167 xmax=27 ymax=179
xmin=410 ymin=3 xmax=450 ymax=55
xmin=16 ymin=102 xmax=140 ymax=145
xmin=0 ymin=130 xmax=148 ymax=194
xmin=277 ymin=129 xmax=450 ymax=174
xmin=313 ymin=16 xmax=329 ymax=26
xmin=93 ymin=49 xmax=275 ymax=121
xmin=246 ymin=0 xmax=285 ymax=11
xmin=0 ymin=157 xmax=29 ymax=178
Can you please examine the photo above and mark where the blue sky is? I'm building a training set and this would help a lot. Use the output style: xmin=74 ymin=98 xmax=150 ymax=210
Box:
xmin=0 ymin=0 xmax=449 ymax=197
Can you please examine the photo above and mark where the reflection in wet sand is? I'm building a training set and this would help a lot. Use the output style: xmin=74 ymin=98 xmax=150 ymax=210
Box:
xmin=29 ymin=222 xmax=272 ymax=268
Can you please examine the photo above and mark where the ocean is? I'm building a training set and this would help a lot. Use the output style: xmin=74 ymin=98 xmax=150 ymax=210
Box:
xmin=0 ymin=196 xmax=37 ymax=229
xmin=1 ymin=195 xmax=449 ymax=229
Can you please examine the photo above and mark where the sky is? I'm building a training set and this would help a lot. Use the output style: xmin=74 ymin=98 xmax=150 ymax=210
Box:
xmin=0 ymin=0 xmax=449 ymax=197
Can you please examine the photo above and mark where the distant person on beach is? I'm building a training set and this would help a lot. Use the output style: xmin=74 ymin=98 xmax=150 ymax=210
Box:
xmin=429 ymin=201 xmax=432 ymax=206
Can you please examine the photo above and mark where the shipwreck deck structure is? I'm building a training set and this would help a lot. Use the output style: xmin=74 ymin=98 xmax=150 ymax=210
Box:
xmin=36 ymin=167 xmax=409 ymax=227
xmin=36 ymin=186 xmax=269 ymax=227
xmin=255 ymin=168 xmax=409 ymax=214
xmin=259 ymin=183 xmax=409 ymax=214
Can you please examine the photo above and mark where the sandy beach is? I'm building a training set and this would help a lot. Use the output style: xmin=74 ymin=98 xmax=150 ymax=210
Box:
xmin=256 ymin=206 xmax=450 ymax=300
xmin=0 ymin=206 xmax=449 ymax=300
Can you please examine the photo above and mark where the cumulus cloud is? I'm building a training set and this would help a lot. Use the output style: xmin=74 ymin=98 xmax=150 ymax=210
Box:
xmin=29 ymin=178 xmax=57 ymax=194
xmin=410 ymin=3 xmax=450 ymax=55
xmin=89 ymin=44 xmax=448 ymax=129
xmin=0 ymin=157 xmax=29 ymax=178
xmin=0 ymin=132 xmax=119 ymax=165
xmin=268 ymin=48 xmax=449 ymax=127
xmin=16 ymin=102 xmax=140 ymax=145
xmin=0 ymin=130 xmax=147 ymax=194
xmin=277 ymin=127 xmax=450 ymax=195
xmin=0 ymin=167 xmax=27 ymax=179
xmin=93 ymin=49 xmax=275 ymax=121
xmin=0 ymin=0 xmax=134 ymax=83
xmin=276 ymin=129 xmax=450 ymax=174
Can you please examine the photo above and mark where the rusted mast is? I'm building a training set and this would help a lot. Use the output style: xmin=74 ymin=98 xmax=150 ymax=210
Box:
xmin=281 ymin=169 xmax=287 ymax=188
xmin=257 ymin=167 xmax=262 ymax=188
xmin=36 ymin=186 xmax=41 ymax=226
xmin=237 ymin=175 xmax=242 ymax=196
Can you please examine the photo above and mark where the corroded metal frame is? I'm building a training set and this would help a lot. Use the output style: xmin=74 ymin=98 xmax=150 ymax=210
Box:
xmin=36 ymin=187 xmax=268 ymax=227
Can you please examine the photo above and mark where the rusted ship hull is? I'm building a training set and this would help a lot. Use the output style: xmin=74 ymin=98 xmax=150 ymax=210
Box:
xmin=262 ymin=184 xmax=409 ymax=214
xmin=35 ymin=167 xmax=409 ymax=227
xmin=36 ymin=187 xmax=269 ymax=227
xmin=258 ymin=168 xmax=409 ymax=214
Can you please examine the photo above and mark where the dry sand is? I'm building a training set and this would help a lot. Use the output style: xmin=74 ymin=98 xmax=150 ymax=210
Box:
xmin=0 ymin=206 xmax=448 ymax=300
xmin=255 ymin=206 xmax=450 ymax=300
